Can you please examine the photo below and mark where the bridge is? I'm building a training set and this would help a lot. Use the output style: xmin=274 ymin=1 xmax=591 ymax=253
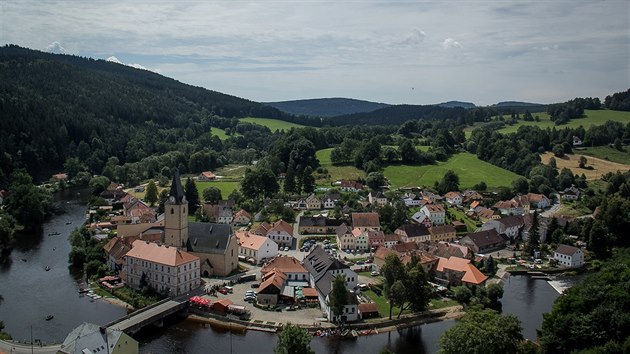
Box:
xmin=106 ymin=297 xmax=189 ymax=334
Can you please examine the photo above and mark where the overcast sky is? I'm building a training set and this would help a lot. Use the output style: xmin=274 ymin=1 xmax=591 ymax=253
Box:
xmin=2 ymin=1 xmax=629 ymax=105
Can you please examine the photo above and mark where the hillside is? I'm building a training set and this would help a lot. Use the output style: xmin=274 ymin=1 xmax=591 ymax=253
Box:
xmin=437 ymin=101 xmax=476 ymax=109
xmin=328 ymin=104 xmax=472 ymax=126
xmin=265 ymin=98 xmax=390 ymax=117
xmin=0 ymin=45 xmax=292 ymax=184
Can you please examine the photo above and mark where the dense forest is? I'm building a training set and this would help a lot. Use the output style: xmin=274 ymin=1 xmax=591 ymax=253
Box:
xmin=266 ymin=97 xmax=390 ymax=117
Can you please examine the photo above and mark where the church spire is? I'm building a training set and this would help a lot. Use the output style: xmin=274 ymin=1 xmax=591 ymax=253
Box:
xmin=169 ymin=169 xmax=185 ymax=204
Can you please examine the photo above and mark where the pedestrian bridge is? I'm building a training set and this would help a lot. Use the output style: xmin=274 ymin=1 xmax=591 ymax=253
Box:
xmin=106 ymin=298 xmax=189 ymax=334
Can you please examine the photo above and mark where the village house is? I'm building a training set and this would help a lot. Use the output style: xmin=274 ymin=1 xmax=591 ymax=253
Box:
xmin=554 ymin=244 xmax=584 ymax=268
xmin=352 ymin=228 xmax=369 ymax=251
xmin=351 ymin=212 xmax=381 ymax=231
xmin=383 ymin=234 xmax=401 ymax=248
xmin=481 ymin=215 xmax=525 ymax=240
xmin=477 ymin=207 xmax=501 ymax=222
xmin=462 ymin=190 xmax=484 ymax=203
xmin=336 ymin=223 xmax=355 ymax=250
xmin=368 ymin=191 xmax=388 ymax=207
xmin=459 ymin=229 xmax=507 ymax=254
xmin=522 ymin=214 xmax=549 ymax=242
xmin=103 ymin=237 xmax=131 ymax=273
xmin=58 ymin=322 xmax=138 ymax=354
xmin=253 ymin=219 xmax=294 ymax=248
xmin=524 ymin=193 xmax=551 ymax=209
xmin=198 ymin=171 xmax=217 ymax=181
xmin=306 ymin=194 xmax=322 ymax=210
xmin=202 ymin=201 xmax=233 ymax=224
xmin=235 ymin=230 xmax=279 ymax=264
xmin=233 ymin=209 xmax=252 ymax=226
xmin=417 ymin=241 xmax=472 ymax=259
xmin=339 ymin=180 xmax=364 ymax=192
xmin=256 ymin=270 xmax=287 ymax=306
xmin=402 ymin=192 xmax=423 ymax=207
xmin=421 ymin=204 xmax=446 ymax=225
xmin=410 ymin=211 xmax=433 ymax=228
xmin=124 ymin=240 xmax=200 ymax=296
xmin=493 ymin=199 xmax=525 ymax=216
xmin=561 ymin=186 xmax=581 ymax=201
xmin=322 ymin=193 xmax=340 ymax=209
xmin=373 ymin=243 xmax=438 ymax=274
xmin=367 ymin=230 xmax=385 ymax=249
xmin=395 ymin=224 xmax=431 ymax=243
xmin=429 ymin=225 xmax=457 ymax=242
xmin=434 ymin=256 xmax=487 ymax=287
xmin=444 ymin=191 xmax=463 ymax=206
xmin=261 ymin=255 xmax=309 ymax=283
xmin=298 ymin=216 xmax=347 ymax=235
xmin=303 ymin=246 xmax=359 ymax=322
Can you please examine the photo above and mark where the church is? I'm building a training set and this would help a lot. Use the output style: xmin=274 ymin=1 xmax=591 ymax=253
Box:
xmin=162 ymin=170 xmax=239 ymax=277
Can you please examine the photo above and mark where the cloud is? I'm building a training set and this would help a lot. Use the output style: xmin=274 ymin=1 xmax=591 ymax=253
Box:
xmin=105 ymin=56 xmax=154 ymax=72
xmin=400 ymin=28 xmax=427 ymax=46
xmin=106 ymin=56 xmax=122 ymax=64
xmin=442 ymin=38 xmax=462 ymax=49
xmin=45 ymin=41 xmax=66 ymax=54
xmin=127 ymin=63 xmax=149 ymax=71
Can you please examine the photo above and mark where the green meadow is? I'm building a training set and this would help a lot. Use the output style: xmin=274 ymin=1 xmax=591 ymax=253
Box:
xmin=239 ymin=117 xmax=308 ymax=131
xmin=195 ymin=180 xmax=240 ymax=199
xmin=498 ymin=109 xmax=630 ymax=134
xmin=383 ymin=152 xmax=520 ymax=189
xmin=316 ymin=148 xmax=364 ymax=184
xmin=211 ymin=127 xmax=234 ymax=140
xmin=577 ymin=145 xmax=630 ymax=165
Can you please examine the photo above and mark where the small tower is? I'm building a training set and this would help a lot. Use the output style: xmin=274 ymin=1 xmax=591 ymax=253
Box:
xmin=164 ymin=170 xmax=189 ymax=248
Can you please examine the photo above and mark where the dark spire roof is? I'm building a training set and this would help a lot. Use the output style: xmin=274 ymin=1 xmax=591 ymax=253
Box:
xmin=169 ymin=169 xmax=185 ymax=204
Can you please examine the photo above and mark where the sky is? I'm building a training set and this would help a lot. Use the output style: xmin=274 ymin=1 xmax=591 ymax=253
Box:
xmin=1 ymin=0 xmax=629 ymax=105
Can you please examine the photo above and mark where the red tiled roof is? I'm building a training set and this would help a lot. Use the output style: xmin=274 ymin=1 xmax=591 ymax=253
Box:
xmin=125 ymin=240 xmax=198 ymax=266
xmin=270 ymin=220 xmax=293 ymax=236
xmin=437 ymin=256 xmax=487 ymax=285
xmin=358 ymin=303 xmax=379 ymax=314
xmin=234 ymin=209 xmax=251 ymax=219
xmin=261 ymin=256 xmax=307 ymax=274
xmin=352 ymin=212 xmax=380 ymax=228
xmin=236 ymin=231 xmax=271 ymax=251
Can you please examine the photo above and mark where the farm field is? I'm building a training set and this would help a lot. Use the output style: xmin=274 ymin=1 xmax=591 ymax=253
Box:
xmin=498 ymin=109 xmax=630 ymax=134
xmin=383 ymin=152 xmax=520 ymax=189
xmin=316 ymin=148 xmax=364 ymax=184
xmin=576 ymin=145 xmax=630 ymax=165
xmin=540 ymin=152 xmax=630 ymax=180
xmin=195 ymin=180 xmax=240 ymax=199
xmin=240 ymin=117 xmax=307 ymax=131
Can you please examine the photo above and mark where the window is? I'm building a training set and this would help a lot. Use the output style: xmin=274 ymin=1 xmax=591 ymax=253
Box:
xmin=171 ymin=208 xmax=174 ymax=214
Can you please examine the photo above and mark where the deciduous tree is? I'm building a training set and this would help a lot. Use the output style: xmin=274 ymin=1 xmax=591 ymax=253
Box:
xmin=275 ymin=324 xmax=315 ymax=354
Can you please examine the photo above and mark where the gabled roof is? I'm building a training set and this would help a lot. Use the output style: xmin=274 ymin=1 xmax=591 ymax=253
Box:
xmin=300 ymin=216 xmax=327 ymax=227
xmin=336 ymin=223 xmax=353 ymax=237
xmin=126 ymin=240 xmax=198 ymax=266
xmin=103 ymin=237 xmax=131 ymax=264
xmin=462 ymin=229 xmax=504 ymax=249
xmin=444 ymin=192 xmax=461 ymax=199
xmin=258 ymin=270 xmax=286 ymax=294
xmin=236 ymin=231 xmax=273 ymax=251
xmin=358 ymin=302 xmax=379 ymax=314
xmin=234 ymin=209 xmax=251 ymax=219
xmin=306 ymin=193 xmax=320 ymax=202
xmin=423 ymin=204 xmax=445 ymax=212
xmin=429 ymin=225 xmax=456 ymax=235
xmin=436 ymin=256 xmax=487 ymax=285
xmin=169 ymin=170 xmax=186 ymax=204
xmin=352 ymin=212 xmax=380 ymax=228
xmin=499 ymin=215 xmax=525 ymax=229
xmin=367 ymin=230 xmax=385 ymax=240
xmin=304 ymin=245 xmax=349 ymax=284
xmin=253 ymin=221 xmax=272 ymax=236
xmin=477 ymin=207 xmax=496 ymax=219
xmin=351 ymin=228 xmax=365 ymax=237
xmin=187 ymin=222 xmax=233 ymax=254
xmin=555 ymin=244 xmax=580 ymax=256
xmin=200 ymin=171 xmax=216 ymax=179
xmin=384 ymin=234 xmax=401 ymax=242
xmin=396 ymin=224 xmax=430 ymax=237
xmin=59 ymin=322 xmax=132 ymax=354
xmin=261 ymin=256 xmax=307 ymax=274
xmin=369 ymin=191 xmax=386 ymax=198
xmin=269 ymin=220 xmax=293 ymax=236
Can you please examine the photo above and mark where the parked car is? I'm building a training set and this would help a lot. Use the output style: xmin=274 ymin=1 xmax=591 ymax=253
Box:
xmin=245 ymin=290 xmax=255 ymax=296
xmin=371 ymin=271 xmax=380 ymax=276
xmin=251 ymin=283 xmax=260 ymax=288
xmin=218 ymin=288 xmax=228 ymax=294
xmin=244 ymin=295 xmax=256 ymax=302
xmin=356 ymin=261 xmax=365 ymax=265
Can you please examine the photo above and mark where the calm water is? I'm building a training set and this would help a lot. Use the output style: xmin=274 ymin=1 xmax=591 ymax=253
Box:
xmin=0 ymin=190 xmax=564 ymax=351
xmin=0 ymin=187 xmax=127 ymax=344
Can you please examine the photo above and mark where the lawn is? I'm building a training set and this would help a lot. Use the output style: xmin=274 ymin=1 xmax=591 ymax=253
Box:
xmin=577 ymin=145 xmax=630 ymax=165
xmin=497 ymin=109 xmax=630 ymax=134
xmin=195 ymin=180 xmax=240 ymax=198
xmin=447 ymin=207 xmax=479 ymax=232
xmin=315 ymin=148 xmax=364 ymax=184
xmin=211 ymin=127 xmax=236 ymax=140
xmin=240 ymin=117 xmax=307 ymax=131
xmin=383 ymin=152 xmax=520 ymax=189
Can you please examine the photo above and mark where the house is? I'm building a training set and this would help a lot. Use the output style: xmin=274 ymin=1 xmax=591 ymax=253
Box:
xmin=368 ymin=191 xmax=388 ymax=207
xmin=303 ymin=246 xmax=359 ymax=322
xmin=322 ymin=193 xmax=340 ymax=209
xmin=306 ymin=194 xmax=322 ymax=210
xmin=336 ymin=223 xmax=355 ymax=251
xmin=411 ymin=211 xmax=433 ymax=228
xmin=525 ymin=193 xmax=551 ymax=209
xmin=358 ymin=303 xmax=380 ymax=319
xmin=493 ymin=200 xmax=525 ymax=216
xmin=298 ymin=216 xmax=346 ymax=235
xmin=202 ymin=203 xmax=233 ymax=224
xmin=339 ymin=180 xmax=364 ymax=192
xmin=402 ymin=193 xmax=423 ymax=207
xmin=261 ymin=255 xmax=309 ymax=283
xmin=325 ymin=291 xmax=359 ymax=323
xmin=421 ymin=204 xmax=446 ymax=225
xmin=444 ymin=192 xmax=462 ymax=206
xmin=417 ymin=241 xmax=472 ymax=259
xmin=235 ymin=231 xmax=278 ymax=263
xmin=522 ymin=214 xmax=549 ymax=242
xmin=383 ymin=234 xmax=401 ymax=248
xmin=554 ymin=244 xmax=584 ymax=268
xmin=351 ymin=212 xmax=381 ymax=231
xmin=198 ymin=171 xmax=217 ymax=181
xmin=459 ymin=229 xmax=507 ymax=254
xmin=103 ymin=237 xmax=131 ymax=273
xmin=367 ymin=230 xmax=385 ymax=249
xmin=58 ymin=322 xmax=138 ymax=354
xmin=124 ymin=240 xmax=200 ymax=296
xmin=561 ymin=186 xmax=581 ymax=201
xmin=481 ymin=215 xmax=524 ymax=240
xmin=185 ymin=222 xmax=239 ymax=277
xmin=462 ymin=190 xmax=483 ymax=203
xmin=429 ymin=225 xmax=457 ymax=242
xmin=373 ymin=244 xmax=438 ymax=274
xmin=434 ymin=256 xmax=487 ymax=286
xmin=395 ymin=224 xmax=431 ymax=243
xmin=573 ymin=136 xmax=583 ymax=146
xmin=352 ymin=228 xmax=369 ymax=251
xmin=256 ymin=270 xmax=287 ymax=306
xmin=52 ymin=172 xmax=68 ymax=181
xmin=254 ymin=219 xmax=294 ymax=247
xmin=477 ymin=207 xmax=501 ymax=222
xmin=100 ymin=189 xmax=128 ymax=205
xmin=233 ymin=209 xmax=252 ymax=226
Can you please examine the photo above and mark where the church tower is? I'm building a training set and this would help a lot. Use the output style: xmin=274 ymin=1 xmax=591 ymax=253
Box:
xmin=164 ymin=170 xmax=189 ymax=248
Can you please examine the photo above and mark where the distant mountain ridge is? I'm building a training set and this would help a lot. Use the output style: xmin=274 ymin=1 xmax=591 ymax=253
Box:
xmin=265 ymin=98 xmax=390 ymax=117
xmin=437 ymin=101 xmax=476 ymax=109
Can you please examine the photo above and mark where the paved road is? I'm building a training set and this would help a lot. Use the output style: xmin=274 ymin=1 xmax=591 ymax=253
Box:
xmin=0 ymin=339 xmax=60 ymax=354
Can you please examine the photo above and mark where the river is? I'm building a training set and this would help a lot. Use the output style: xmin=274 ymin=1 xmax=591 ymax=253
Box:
xmin=0 ymin=191 xmax=563 ymax=352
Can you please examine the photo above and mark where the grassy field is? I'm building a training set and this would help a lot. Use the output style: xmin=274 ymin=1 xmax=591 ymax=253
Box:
xmin=577 ymin=145 xmax=630 ymax=165
xmin=315 ymin=148 xmax=364 ymax=184
xmin=497 ymin=109 xmax=630 ymax=134
xmin=211 ymin=127 xmax=234 ymax=140
xmin=195 ymin=180 xmax=240 ymax=198
xmin=240 ymin=117 xmax=307 ymax=131
xmin=384 ymin=152 xmax=520 ymax=189
xmin=540 ymin=152 xmax=630 ymax=180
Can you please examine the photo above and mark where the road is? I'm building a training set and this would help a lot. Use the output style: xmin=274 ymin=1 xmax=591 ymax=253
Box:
xmin=0 ymin=339 xmax=60 ymax=354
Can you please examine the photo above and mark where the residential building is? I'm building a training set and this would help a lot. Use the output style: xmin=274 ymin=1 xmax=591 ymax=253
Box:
xmin=298 ymin=216 xmax=346 ymax=235
xmin=256 ymin=270 xmax=287 ymax=306
xmin=325 ymin=291 xmax=359 ymax=323
xmin=477 ymin=207 xmax=501 ymax=222
xmin=444 ymin=192 xmax=462 ymax=206
xmin=352 ymin=228 xmax=369 ymax=251
xmin=261 ymin=255 xmax=309 ymax=283
xmin=351 ymin=212 xmax=381 ymax=231
xmin=373 ymin=243 xmax=438 ymax=274
xmin=481 ymin=215 xmax=524 ymax=240
xmin=198 ymin=171 xmax=217 ymax=181
xmin=554 ymin=244 xmax=584 ymax=268
xmin=336 ymin=223 xmax=355 ymax=250
xmin=402 ymin=193 xmax=423 ymax=207
xmin=235 ymin=231 xmax=279 ymax=263
xmin=417 ymin=241 xmax=472 ymax=259
xmin=367 ymin=230 xmax=385 ymax=249
xmin=434 ymin=256 xmax=488 ymax=286
xmin=368 ymin=191 xmax=388 ymax=206
xmin=306 ymin=194 xmax=322 ymax=210
xmin=429 ymin=225 xmax=457 ymax=242
xmin=383 ymin=234 xmax=401 ymax=248
xmin=421 ymin=204 xmax=446 ymax=225
xmin=524 ymin=193 xmax=551 ymax=209
xmin=459 ymin=229 xmax=507 ymax=254
xmin=58 ymin=322 xmax=138 ymax=354
xmin=493 ymin=199 xmax=525 ymax=216
xmin=262 ymin=220 xmax=294 ymax=247
xmin=202 ymin=202 xmax=233 ymax=224
xmin=411 ymin=211 xmax=433 ymax=228
xmin=103 ymin=237 xmax=131 ymax=272
xmin=124 ymin=240 xmax=200 ymax=296
xmin=339 ymin=180 xmax=364 ymax=192
xmin=233 ymin=209 xmax=252 ymax=226
xmin=322 ymin=194 xmax=338 ymax=209
xmin=395 ymin=224 xmax=431 ymax=243
xmin=561 ymin=186 xmax=581 ymax=201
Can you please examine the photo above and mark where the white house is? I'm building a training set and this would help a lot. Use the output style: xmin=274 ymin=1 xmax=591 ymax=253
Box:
xmin=554 ymin=244 xmax=584 ymax=268
xmin=444 ymin=192 xmax=462 ymax=206
xmin=421 ymin=204 xmax=446 ymax=226
xmin=254 ymin=220 xmax=294 ymax=248
xmin=481 ymin=215 xmax=524 ymax=240
xmin=236 ymin=231 xmax=279 ymax=263
xmin=322 ymin=196 xmax=336 ymax=209
xmin=368 ymin=191 xmax=388 ymax=207
xmin=124 ymin=240 xmax=200 ymax=296
xmin=352 ymin=228 xmax=369 ymax=251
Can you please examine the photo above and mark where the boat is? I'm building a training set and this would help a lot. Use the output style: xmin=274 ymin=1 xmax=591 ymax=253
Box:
xmin=350 ymin=330 xmax=358 ymax=338
xmin=78 ymin=288 xmax=90 ymax=294
xmin=45 ymin=315 xmax=54 ymax=321
xmin=44 ymin=266 xmax=51 ymax=271
xmin=65 ymin=221 xmax=72 ymax=225
xmin=21 ymin=258 xmax=27 ymax=262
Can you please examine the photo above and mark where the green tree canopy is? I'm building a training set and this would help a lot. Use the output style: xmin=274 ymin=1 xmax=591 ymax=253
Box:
xmin=145 ymin=180 xmax=158 ymax=206
xmin=329 ymin=275 xmax=348 ymax=322
xmin=202 ymin=186 xmax=222 ymax=204
xmin=437 ymin=170 xmax=460 ymax=195
xmin=185 ymin=177 xmax=200 ymax=214
xmin=275 ymin=324 xmax=315 ymax=354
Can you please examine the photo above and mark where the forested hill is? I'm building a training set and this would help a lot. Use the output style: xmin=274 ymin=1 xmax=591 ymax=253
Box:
xmin=265 ymin=98 xmax=390 ymax=117
xmin=0 ymin=45 xmax=293 ymax=184
xmin=327 ymin=104 xmax=473 ymax=126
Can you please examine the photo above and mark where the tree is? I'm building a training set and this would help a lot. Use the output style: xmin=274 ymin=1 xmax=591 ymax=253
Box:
xmin=202 ymin=186 xmax=222 ymax=204
xmin=614 ymin=137 xmax=622 ymax=151
xmin=145 ymin=180 xmax=158 ymax=206
xmin=275 ymin=324 xmax=315 ymax=354
xmin=552 ymin=144 xmax=565 ymax=157
xmin=88 ymin=175 xmax=110 ymax=196
xmin=439 ymin=308 xmax=523 ymax=354
xmin=512 ymin=177 xmax=530 ymax=195
xmin=404 ymin=260 xmax=431 ymax=314
xmin=483 ymin=255 xmax=496 ymax=276
xmin=526 ymin=212 xmax=540 ymax=255
xmin=284 ymin=164 xmax=296 ymax=194
xmin=302 ymin=166 xmax=315 ymax=194
xmin=381 ymin=253 xmax=406 ymax=319
xmin=486 ymin=283 xmax=504 ymax=305
xmin=390 ymin=280 xmax=407 ymax=318
xmin=578 ymin=156 xmax=588 ymax=169
xmin=588 ymin=220 xmax=611 ymax=258
xmin=548 ymin=156 xmax=557 ymax=169
xmin=329 ymin=275 xmax=348 ymax=322
xmin=437 ymin=170 xmax=460 ymax=195
xmin=156 ymin=189 xmax=169 ymax=215
xmin=366 ymin=171 xmax=386 ymax=191
xmin=241 ymin=168 xmax=280 ymax=200
xmin=185 ymin=177 xmax=200 ymax=214
xmin=6 ymin=169 xmax=51 ymax=229
xmin=399 ymin=139 xmax=420 ymax=163
xmin=453 ymin=286 xmax=472 ymax=304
